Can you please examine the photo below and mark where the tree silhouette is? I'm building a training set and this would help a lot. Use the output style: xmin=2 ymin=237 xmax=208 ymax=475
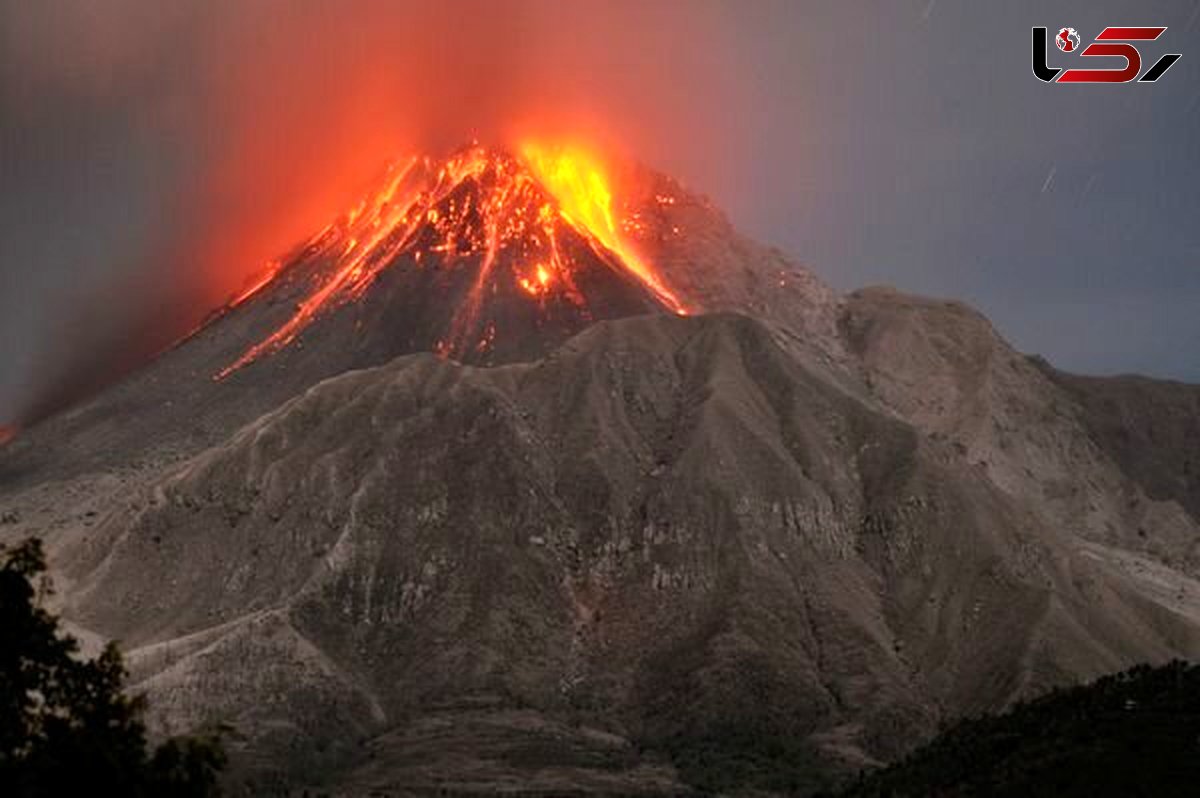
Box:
xmin=0 ymin=537 xmax=225 ymax=797
xmin=830 ymin=659 xmax=1200 ymax=797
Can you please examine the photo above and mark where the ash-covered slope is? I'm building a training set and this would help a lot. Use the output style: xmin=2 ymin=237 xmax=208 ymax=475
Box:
xmin=839 ymin=287 xmax=1200 ymax=579
xmin=54 ymin=314 xmax=1200 ymax=794
xmin=1042 ymin=367 xmax=1200 ymax=524
xmin=0 ymin=145 xmax=835 ymax=494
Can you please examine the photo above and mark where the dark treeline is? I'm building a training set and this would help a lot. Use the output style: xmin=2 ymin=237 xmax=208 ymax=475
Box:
xmin=831 ymin=659 xmax=1200 ymax=797
xmin=1 ymin=537 xmax=225 ymax=797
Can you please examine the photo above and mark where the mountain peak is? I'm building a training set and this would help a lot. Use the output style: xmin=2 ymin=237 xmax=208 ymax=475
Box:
xmin=211 ymin=142 xmax=691 ymax=379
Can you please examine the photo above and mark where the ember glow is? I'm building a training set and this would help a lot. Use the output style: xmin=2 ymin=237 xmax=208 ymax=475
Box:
xmin=521 ymin=142 xmax=688 ymax=315
xmin=0 ymin=424 xmax=16 ymax=447
xmin=226 ymin=261 xmax=282 ymax=308
xmin=214 ymin=143 xmax=691 ymax=378
xmin=1 ymin=1 xmax=751 ymax=423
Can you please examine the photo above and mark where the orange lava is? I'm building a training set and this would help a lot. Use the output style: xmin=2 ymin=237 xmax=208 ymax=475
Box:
xmin=227 ymin=261 xmax=282 ymax=308
xmin=0 ymin=424 xmax=16 ymax=447
xmin=520 ymin=142 xmax=688 ymax=315
xmin=216 ymin=156 xmax=426 ymax=378
xmin=519 ymin=263 xmax=555 ymax=296
xmin=214 ymin=143 xmax=689 ymax=378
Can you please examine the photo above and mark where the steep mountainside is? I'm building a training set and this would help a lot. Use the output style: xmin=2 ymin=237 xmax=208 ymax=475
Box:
xmin=1043 ymin=368 xmax=1200 ymax=523
xmin=49 ymin=314 xmax=1200 ymax=794
xmin=839 ymin=287 xmax=1200 ymax=578
xmin=0 ymin=146 xmax=837 ymax=495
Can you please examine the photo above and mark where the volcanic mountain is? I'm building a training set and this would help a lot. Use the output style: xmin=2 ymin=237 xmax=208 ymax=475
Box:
xmin=2 ymin=144 xmax=1199 ymax=796
xmin=0 ymin=143 xmax=835 ymax=490
xmin=215 ymin=144 xmax=687 ymax=379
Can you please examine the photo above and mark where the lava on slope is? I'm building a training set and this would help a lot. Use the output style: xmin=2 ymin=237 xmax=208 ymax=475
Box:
xmin=0 ymin=424 xmax=16 ymax=448
xmin=212 ymin=143 xmax=691 ymax=379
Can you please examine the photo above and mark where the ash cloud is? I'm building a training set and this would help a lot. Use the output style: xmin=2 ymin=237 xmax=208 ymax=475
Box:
xmin=0 ymin=0 xmax=749 ymax=423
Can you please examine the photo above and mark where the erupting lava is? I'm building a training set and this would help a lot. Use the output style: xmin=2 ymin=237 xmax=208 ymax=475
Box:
xmin=520 ymin=142 xmax=687 ymax=314
xmin=214 ymin=143 xmax=688 ymax=379
xmin=0 ymin=424 xmax=16 ymax=448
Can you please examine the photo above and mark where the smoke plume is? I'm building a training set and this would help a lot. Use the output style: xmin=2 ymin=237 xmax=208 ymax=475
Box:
xmin=0 ymin=0 xmax=750 ymax=423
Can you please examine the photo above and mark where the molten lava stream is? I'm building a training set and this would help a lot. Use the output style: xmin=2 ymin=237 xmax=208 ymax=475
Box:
xmin=520 ymin=142 xmax=689 ymax=316
xmin=216 ymin=157 xmax=423 ymax=378
xmin=228 ymin=261 xmax=282 ymax=308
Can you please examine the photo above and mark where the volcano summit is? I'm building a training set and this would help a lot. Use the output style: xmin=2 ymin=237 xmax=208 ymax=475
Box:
xmin=2 ymin=143 xmax=1199 ymax=796
xmin=212 ymin=144 xmax=689 ymax=381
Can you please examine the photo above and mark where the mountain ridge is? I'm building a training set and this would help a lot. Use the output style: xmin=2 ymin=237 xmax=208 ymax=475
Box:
xmin=24 ymin=311 xmax=1199 ymax=794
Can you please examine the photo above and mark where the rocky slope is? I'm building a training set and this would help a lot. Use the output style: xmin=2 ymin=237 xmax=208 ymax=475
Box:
xmin=840 ymin=287 xmax=1200 ymax=580
xmin=20 ymin=313 xmax=1194 ymax=794
xmin=1043 ymin=367 xmax=1200 ymax=524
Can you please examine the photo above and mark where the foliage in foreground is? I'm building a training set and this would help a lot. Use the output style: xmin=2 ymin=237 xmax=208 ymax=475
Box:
xmin=831 ymin=660 xmax=1200 ymax=797
xmin=0 ymin=537 xmax=225 ymax=797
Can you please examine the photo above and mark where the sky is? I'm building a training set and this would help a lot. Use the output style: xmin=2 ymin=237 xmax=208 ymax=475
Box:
xmin=1 ymin=0 xmax=1198 ymax=423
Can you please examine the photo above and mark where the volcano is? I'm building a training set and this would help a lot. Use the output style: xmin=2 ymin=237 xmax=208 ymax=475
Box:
xmin=0 ymin=143 xmax=836 ymax=490
xmin=3 ymin=144 xmax=1200 ymax=796
xmin=210 ymin=144 xmax=689 ymax=382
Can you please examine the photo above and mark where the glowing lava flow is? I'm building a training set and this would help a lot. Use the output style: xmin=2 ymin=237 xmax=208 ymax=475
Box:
xmin=520 ymin=142 xmax=688 ymax=315
xmin=227 ymin=260 xmax=282 ymax=307
xmin=216 ymin=157 xmax=425 ymax=378
xmin=0 ymin=424 xmax=16 ymax=448
xmin=214 ymin=143 xmax=689 ymax=378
